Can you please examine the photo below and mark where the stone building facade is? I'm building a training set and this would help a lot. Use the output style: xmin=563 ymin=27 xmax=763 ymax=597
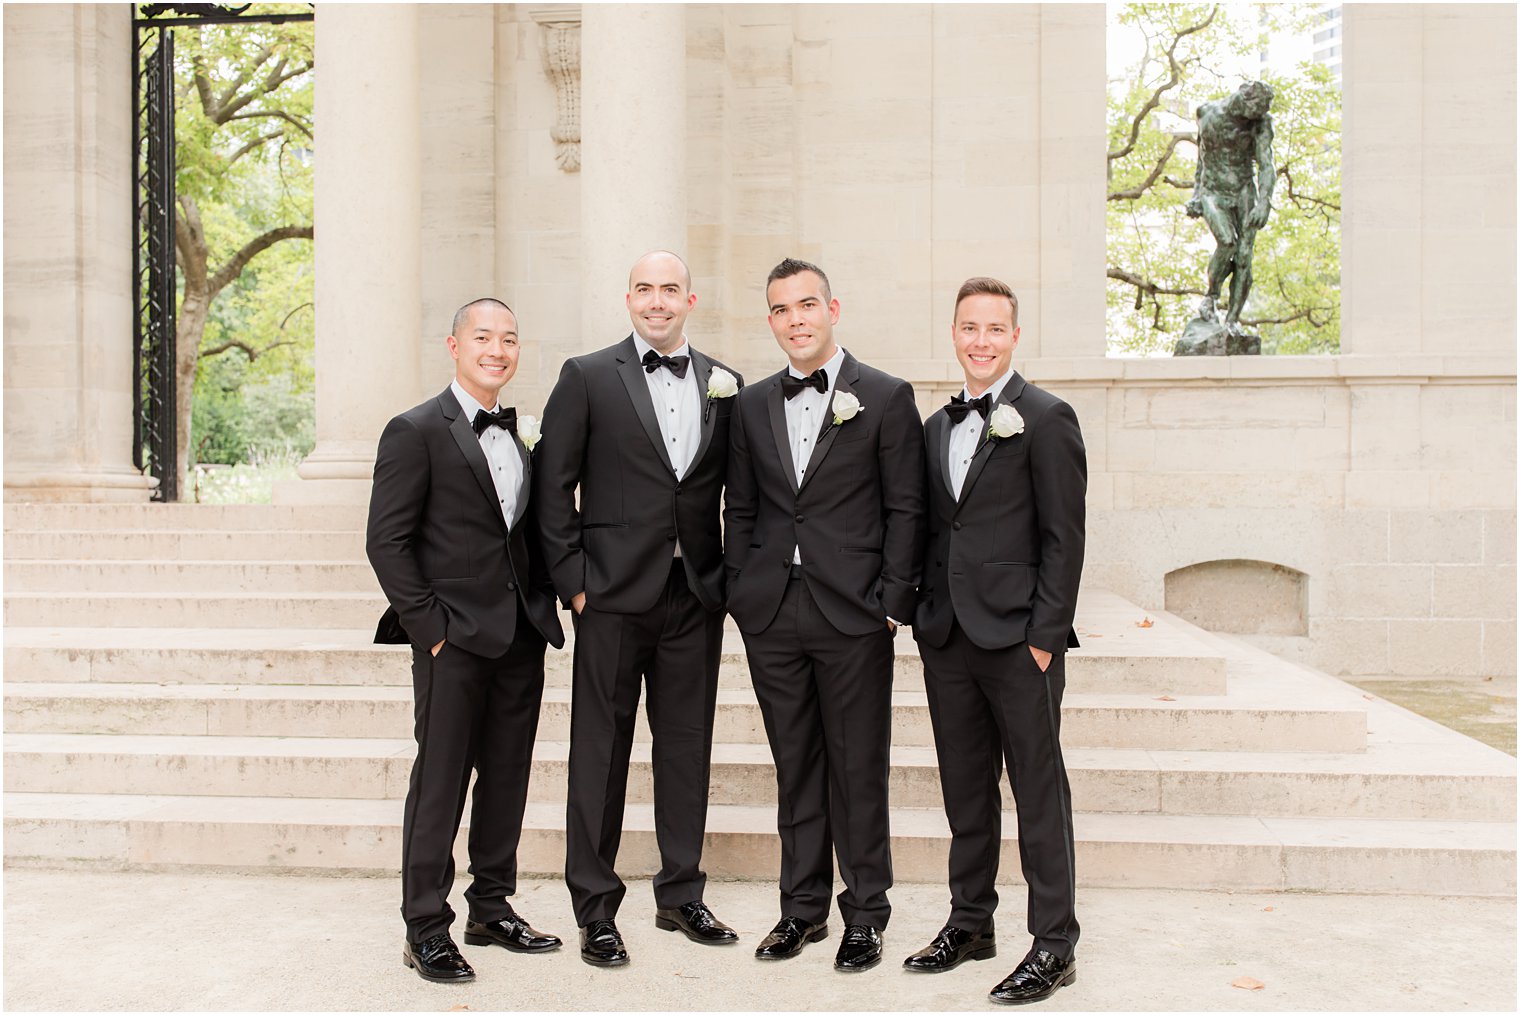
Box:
xmin=4 ymin=3 xmax=1514 ymax=679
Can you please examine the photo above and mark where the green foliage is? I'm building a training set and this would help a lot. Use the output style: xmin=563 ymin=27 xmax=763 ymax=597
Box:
xmin=1107 ymin=4 xmax=1341 ymax=356
xmin=173 ymin=12 xmax=314 ymax=466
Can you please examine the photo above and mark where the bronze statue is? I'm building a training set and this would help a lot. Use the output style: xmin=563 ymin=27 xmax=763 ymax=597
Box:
xmin=1176 ymin=80 xmax=1275 ymax=356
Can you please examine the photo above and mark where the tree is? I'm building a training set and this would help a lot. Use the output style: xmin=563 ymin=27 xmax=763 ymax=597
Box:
xmin=169 ymin=15 xmax=313 ymax=492
xmin=1106 ymin=4 xmax=1341 ymax=355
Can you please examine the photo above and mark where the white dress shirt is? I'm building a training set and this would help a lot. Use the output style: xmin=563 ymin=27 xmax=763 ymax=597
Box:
xmin=451 ymin=380 xmax=524 ymax=531
xmin=784 ymin=345 xmax=847 ymax=565
xmin=633 ymin=333 xmax=702 ymax=558
xmin=632 ymin=333 xmax=702 ymax=481
xmin=947 ymin=367 xmax=1015 ymax=500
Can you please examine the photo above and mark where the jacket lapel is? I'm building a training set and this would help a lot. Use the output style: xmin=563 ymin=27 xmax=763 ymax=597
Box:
xmin=442 ymin=389 xmax=509 ymax=533
xmin=764 ymin=376 xmax=798 ymax=495
xmin=928 ymin=410 xmax=956 ymax=500
xmin=955 ymin=372 xmax=1026 ymax=512
xmin=615 ymin=335 xmax=677 ymax=477
xmin=689 ymin=346 xmax=718 ymax=469
xmin=509 ymin=430 xmax=532 ymax=531
xmin=796 ymin=354 xmax=859 ymax=495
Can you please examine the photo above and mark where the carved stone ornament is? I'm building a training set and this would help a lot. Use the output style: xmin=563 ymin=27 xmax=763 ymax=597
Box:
xmin=530 ymin=6 xmax=581 ymax=173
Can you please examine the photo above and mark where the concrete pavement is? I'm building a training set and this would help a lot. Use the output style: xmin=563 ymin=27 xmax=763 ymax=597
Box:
xmin=3 ymin=868 xmax=1513 ymax=1011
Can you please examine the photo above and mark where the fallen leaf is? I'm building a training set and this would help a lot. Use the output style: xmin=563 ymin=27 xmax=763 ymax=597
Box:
xmin=1154 ymin=695 xmax=1176 ymax=702
xmin=1231 ymin=976 xmax=1266 ymax=991
xmin=1482 ymin=676 xmax=1493 ymax=682
xmin=448 ymin=1006 xmax=472 ymax=1012
xmin=1135 ymin=617 xmax=1154 ymax=628
xmin=1362 ymin=693 xmax=1375 ymax=700
xmin=1261 ymin=906 xmax=1274 ymax=912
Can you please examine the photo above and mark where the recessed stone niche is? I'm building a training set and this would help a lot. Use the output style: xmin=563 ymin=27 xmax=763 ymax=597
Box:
xmin=1164 ymin=559 xmax=1309 ymax=636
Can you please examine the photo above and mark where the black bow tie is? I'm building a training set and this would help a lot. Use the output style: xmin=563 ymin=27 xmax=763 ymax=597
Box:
xmin=471 ymin=406 xmax=517 ymax=436
xmin=781 ymin=368 xmax=828 ymax=400
xmin=945 ymin=393 xmax=993 ymax=424
xmin=642 ymin=349 xmax=690 ymax=379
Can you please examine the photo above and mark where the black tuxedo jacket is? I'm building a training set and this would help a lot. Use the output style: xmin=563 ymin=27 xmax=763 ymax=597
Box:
xmin=536 ymin=335 xmax=743 ymax=614
xmin=915 ymin=372 xmax=1086 ymax=653
xmin=724 ymin=352 xmax=926 ymax=637
xmin=366 ymin=387 xmax=564 ymax=657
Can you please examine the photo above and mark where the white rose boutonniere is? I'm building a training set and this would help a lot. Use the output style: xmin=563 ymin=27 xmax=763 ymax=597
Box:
xmin=707 ymin=367 xmax=739 ymax=399
xmin=831 ymin=391 xmax=864 ymax=426
xmin=517 ymin=414 xmax=542 ymax=451
xmin=987 ymin=404 xmax=1024 ymax=440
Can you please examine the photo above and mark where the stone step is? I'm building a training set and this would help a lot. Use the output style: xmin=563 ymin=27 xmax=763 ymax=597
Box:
xmin=4 ymin=503 xmax=370 ymax=532
xmin=4 ymin=593 xmax=389 ymax=630
xmin=6 ymin=734 xmax=1509 ymax=820
xmin=5 ymin=561 xmax=384 ymax=595
xmin=2 ymin=683 xmax=1368 ymax=754
xmin=1 ymin=628 xmax=1230 ymax=696
xmin=5 ymin=793 xmax=1512 ymax=896
xmin=2 ymin=530 xmax=367 ymax=561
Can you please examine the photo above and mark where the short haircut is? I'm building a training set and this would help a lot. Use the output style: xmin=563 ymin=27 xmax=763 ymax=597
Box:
xmin=452 ymin=297 xmax=514 ymax=336
xmin=954 ymin=277 xmax=1019 ymax=328
xmin=766 ymin=257 xmax=831 ymax=304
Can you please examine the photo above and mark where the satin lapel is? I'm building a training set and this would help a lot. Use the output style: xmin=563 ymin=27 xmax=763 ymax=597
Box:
xmin=766 ymin=378 xmax=799 ymax=495
xmin=447 ymin=402 xmax=508 ymax=533
xmin=509 ymin=430 xmax=531 ymax=531
xmin=929 ymin=410 xmax=956 ymax=500
xmin=616 ymin=340 xmax=677 ymax=477
xmin=797 ymin=378 xmax=853 ymax=496
xmin=689 ymin=347 xmax=718 ymax=468
xmin=955 ymin=374 xmax=1024 ymax=512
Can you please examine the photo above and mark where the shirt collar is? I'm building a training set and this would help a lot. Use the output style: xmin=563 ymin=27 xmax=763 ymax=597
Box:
xmin=961 ymin=366 xmax=1015 ymax=404
xmin=788 ymin=345 xmax=847 ymax=388
xmin=632 ymin=332 xmax=690 ymax=362
xmin=450 ymin=379 xmax=498 ymax=420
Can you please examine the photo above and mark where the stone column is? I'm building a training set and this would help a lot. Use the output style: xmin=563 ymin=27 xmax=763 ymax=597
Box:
xmin=279 ymin=4 xmax=423 ymax=504
xmin=578 ymin=4 xmax=687 ymax=345
xmin=1034 ymin=2 xmax=1107 ymax=360
xmin=3 ymin=5 xmax=156 ymax=502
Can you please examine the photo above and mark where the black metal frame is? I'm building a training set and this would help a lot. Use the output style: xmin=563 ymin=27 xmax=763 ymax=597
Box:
xmin=132 ymin=3 xmax=313 ymax=502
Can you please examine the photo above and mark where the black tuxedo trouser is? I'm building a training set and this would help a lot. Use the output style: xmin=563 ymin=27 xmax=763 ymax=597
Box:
xmin=742 ymin=572 xmax=895 ymax=930
xmin=565 ymin=558 xmax=725 ymax=926
xmin=401 ymin=606 xmax=546 ymax=944
xmin=918 ymin=620 xmax=1079 ymax=961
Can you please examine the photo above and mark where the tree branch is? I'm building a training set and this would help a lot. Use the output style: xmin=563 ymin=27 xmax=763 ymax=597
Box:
xmin=1109 ymin=134 xmax=1195 ymax=201
xmin=227 ymin=130 xmax=284 ymax=167
xmin=1107 ymin=266 xmax=1206 ymax=300
xmin=1108 ymin=5 xmax=1218 ymax=163
xmin=209 ymin=225 xmax=314 ymax=297
xmin=200 ymin=337 xmax=298 ymax=361
xmin=226 ymin=109 xmax=313 ymax=139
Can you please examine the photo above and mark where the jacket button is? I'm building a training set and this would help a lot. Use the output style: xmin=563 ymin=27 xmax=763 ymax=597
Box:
xmin=782 ymin=558 xmax=790 ymax=568
xmin=795 ymin=514 xmax=805 ymax=523
xmin=953 ymin=521 xmax=963 ymax=531
xmin=506 ymin=581 xmax=516 ymax=591
xmin=667 ymin=533 xmax=676 ymax=541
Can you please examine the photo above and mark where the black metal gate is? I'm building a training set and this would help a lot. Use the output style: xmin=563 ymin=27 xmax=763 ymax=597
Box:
xmin=131 ymin=4 xmax=314 ymax=502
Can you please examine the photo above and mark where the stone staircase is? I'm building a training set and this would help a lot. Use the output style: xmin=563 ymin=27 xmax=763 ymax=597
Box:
xmin=4 ymin=504 xmax=1514 ymax=895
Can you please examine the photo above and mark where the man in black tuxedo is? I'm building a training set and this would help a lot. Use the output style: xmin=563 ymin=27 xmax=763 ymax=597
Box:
xmin=901 ymin=277 xmax=1086 ymax=1006
xmin=724 ymin=257 xmax=926 ymax=972
xmin=366 ymin=298 xmax=566 ymax=983
xmin=536 ymin=251 xmax=744 ymax=966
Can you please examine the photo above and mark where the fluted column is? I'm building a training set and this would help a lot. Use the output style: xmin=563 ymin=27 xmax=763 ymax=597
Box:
xmin=3 ymin=5 xmax=155 ymax=502
xmin=578 ymin=4 xmax=687 ymax=345
xmin=281 ymin=4 xmax=423 ymax=503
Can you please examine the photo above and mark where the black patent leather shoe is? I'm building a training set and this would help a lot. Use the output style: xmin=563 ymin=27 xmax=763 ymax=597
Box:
xmin=903 ymin=920 xmax=997 ymax=972
xmin=579 ymin=919 xmax=630 ymax=967
xmin=754 ymin=916 xmax=829 ymax=960
xmin=833 ymin=924 xmax=884 ymax=972
xmin=464 ymin=904 xmax=562 ymax=953
xmin=989 ymin=950 xmax=1076 ymax=1005
xmin=402 ymin=932 xmax=475 ymax=983
xmin=655 ymin=900 xmax=739 ymax=945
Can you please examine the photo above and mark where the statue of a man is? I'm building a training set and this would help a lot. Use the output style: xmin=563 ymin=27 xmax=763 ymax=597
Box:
xmin=1185 ymin=80 xmax=1275 ymax=341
